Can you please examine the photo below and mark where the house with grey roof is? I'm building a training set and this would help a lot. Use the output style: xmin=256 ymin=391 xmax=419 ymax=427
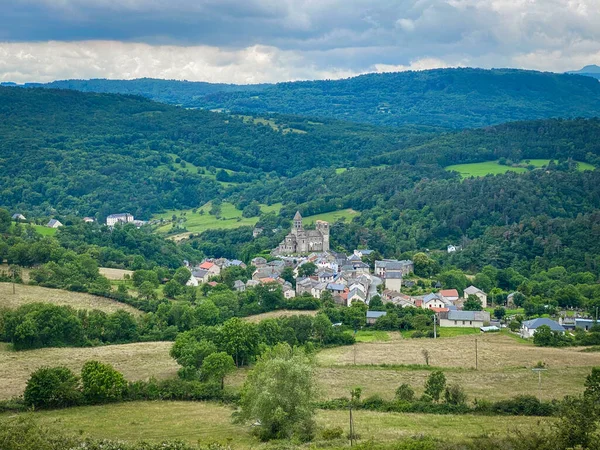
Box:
xmin=234 ymin=280 xmax=246 ymax=292
xmin=375 ymin=259 xmax=414 ymax=277
xmin=47 ymin=219 xmax=63 ymax=228
xmin=348 ymin=288 xmax=366 ymax=305
xmin=366 ymin=310 xmax=387 ymax=325
xmin=439 ymin=310 xmax=490 ymax=328
xmin=520 ymin=318 xmax=565 ymax=339
xmin=464 ymin=285 xmax=488 ymax=308
xmin=106 ymin=213 xmax=134 ymax=226
xmin=12 ymin=213 xmax=26 ymax=221
xmin=384 ymin=271 xmax=403 ymax=292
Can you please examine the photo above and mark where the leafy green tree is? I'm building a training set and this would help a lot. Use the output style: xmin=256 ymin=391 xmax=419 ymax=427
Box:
xmin=201 ymin=352 xmax=236 ymax=389
xmin=424 ymin=370 xmax=446 ymax=402
xmin=170 ymin=333 xmax=218 ymax=370
xmin=81 ymin=360 xmax=127 ymax=404
xmin=473 ymin=273 xmax=493 ymax=293
xmin=368 ymin=295 xmax=384 ymax=311
xmin=173 ymin=267 xmax=191 ymax=285
xmin=584 ymin=367 xmax=600 ymax=401
xmin=23 ymin=366 xmax=81 ymax=408
xmin=298 ymin=262 xmax=317 ymax=278
xmin=280 ymin=267 xmax=295 ymax=287
xmin=413 ymin=252 xmax=438 ymax=277
xmin=439 ymin=270 xmax=469 ymax=294
xmin=463 ymin=295 xmax=483 ymax=311
xmin=138 ymin=281 xmax=158 ymax=300
xmin=493 ymin=306 xmax=506 ymax=321
xmin=0 ymin=208 xmax=11 ymax=233
xmin=395 ymin=383 xmax=415 ymax=402
xmin=163 ymin=279 xmax=183 ymax=298
xmin=236 ymin=343 xmax=317 ymax=441
xmin=510 ymin=292 xmax=526 ymax=307
xmin=312 ymin=313 xmax=333 ymax=344
xmin=219 ymin=318 xmax=259 ymax=367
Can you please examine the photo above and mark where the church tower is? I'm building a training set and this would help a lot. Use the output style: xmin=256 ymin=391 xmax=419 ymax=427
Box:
xmin=292 ymin=211 xmax=303 ymax=235
xmin=315 ymin=220 xmax=330 ymax=251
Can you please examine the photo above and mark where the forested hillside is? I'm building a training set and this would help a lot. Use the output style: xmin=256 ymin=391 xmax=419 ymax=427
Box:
xmin=20 ymin=68 xmax=600 ymax=129
xmin=0 ymin=86 xmax=432 ymax=218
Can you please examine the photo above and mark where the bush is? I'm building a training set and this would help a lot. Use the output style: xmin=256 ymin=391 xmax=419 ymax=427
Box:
xmin=424 ymin=371 xmax=446 ymax=402
xmin=321 ymin=426 xmax=344 ymax=441
xmin=81 ymin=360 xmax=127 ymax=404
xmin=395 ymin=383 xmax=415 ymax=402
xmin=23 ymin=366 xmax=81 ymax=409
xmin=444 ymin=384 xmax=467 ymax=406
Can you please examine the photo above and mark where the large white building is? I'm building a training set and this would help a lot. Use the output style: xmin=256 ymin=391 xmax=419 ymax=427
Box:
xmin=106 ymin=213 xmax=134 ymax=226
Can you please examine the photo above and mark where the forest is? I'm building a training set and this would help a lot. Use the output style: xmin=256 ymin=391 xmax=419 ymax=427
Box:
xmin=20 ymin=68 xmax=600 ymax=129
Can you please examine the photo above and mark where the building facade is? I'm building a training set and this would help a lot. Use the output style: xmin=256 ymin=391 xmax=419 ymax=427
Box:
xmin=275 ymin=211 xmax=330 ymax=255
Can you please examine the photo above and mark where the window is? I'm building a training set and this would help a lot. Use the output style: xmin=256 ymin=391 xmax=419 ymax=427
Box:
xmin=470 ymin=321 xmax=472 ymax=325
xmin=462 ymin=321 xmax=465 ymax=325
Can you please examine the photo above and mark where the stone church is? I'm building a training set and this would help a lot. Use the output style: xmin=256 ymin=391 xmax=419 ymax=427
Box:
xmin=275 ymin=211 xmax=330 ymax=254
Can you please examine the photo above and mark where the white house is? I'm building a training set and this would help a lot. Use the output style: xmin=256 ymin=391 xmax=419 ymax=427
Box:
xmin=384 ymin=271 xmax=403 ymax=292
xmin=520 ymin=318 xmax=565 ymax=339
xmin=439 ymin=310 xmax=490 ymax=328
xmin=106 ymin=213 xmax=134 ymax=226
xmin=422 ymin=293 xmax=449 ymax=309
xmin=447 ymin=245 xmax=457 ymax=253
xmin=12 ymin=213 xmax=26 ymax=221
xmin=464 ymin=286 xmax=488 ymax=308
xmin=83 ymin=217 xmax=95 ymax=223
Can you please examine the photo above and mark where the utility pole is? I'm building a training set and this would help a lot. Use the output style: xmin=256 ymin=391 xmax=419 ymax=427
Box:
xmin=353 ymin=329 xmax=357 ymax=365
xmin=532 ymin=366 xmax=547 ymax=401
xmin=475 ymin=338 xmax=478 ymax=370
xmin=349 ymin=404 xmax=354 ymax=446
xmin=433 ymin=314 xmax=437 ymax=339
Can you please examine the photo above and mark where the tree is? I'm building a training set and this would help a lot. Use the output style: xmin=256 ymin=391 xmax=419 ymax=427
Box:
xmin=395 ymin=383 xmax=415 ymax=402
xmin=412 ymin=252 xmax=437 ymax=277
xmin=23 ymin=366 xmax=81 ymax=408
xmin=219 ymin=318 xmax=259 ymax=367
xmin=236 ymin=343 xmax=317 ymax=441
xmin=173 ymin=267 xmax=191 ymax=285
xmin=81 ymin=360 xmax=127 ymax=404
xmin=163 ymin=279 xmax=183 ymax=298
xmin=493 ymin=306 xmax=506 ymax=321
xmin=138 ymin=281 xmax=158 ymax=300
xmin=368 ymin=295 xmax=384 ymax=311
xmin=510 ymin=292 xmax=526 ymax=308
xmin=312 ymin=313 xmax=333 ymax=344
xmin=201 ymin=352 xmax=236 ymax=389
xmin=444 ymin=384 xmax=467 ymax=405
xmin=438 ymin=270 xmax=468 ymax=294
xmin=298 ymin=262 xmax=317 ymax=278
xmin=0 ymin=208 xmax=11 ymax=233
xmin=584 ymin=367 xmax=600 ymax=401
xmin=424 ymin=370 xmax=446 ymax=402
xmin=463 ymin=295 xmax=483 ymax=311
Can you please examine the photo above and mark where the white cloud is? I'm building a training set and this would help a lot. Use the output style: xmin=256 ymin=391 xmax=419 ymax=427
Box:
xmin=0 ymin=41 xmax=360 ymax=83
xmin=373 ymin=57 xmax=455 ymax=72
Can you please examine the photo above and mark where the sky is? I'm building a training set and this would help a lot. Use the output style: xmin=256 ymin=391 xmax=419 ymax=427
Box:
xmin=1 ymin=0 xmax=599 ymax=84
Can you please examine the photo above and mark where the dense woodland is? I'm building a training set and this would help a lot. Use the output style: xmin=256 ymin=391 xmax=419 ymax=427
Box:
xmin=21 ymin=69 xmax=600 ymax=129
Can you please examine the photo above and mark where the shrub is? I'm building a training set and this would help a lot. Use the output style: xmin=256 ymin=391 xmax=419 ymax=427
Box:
xmin=424 ymin=371 xmax=446 ymax=402
xmin=395 ymin=383 xmax=415 ymax=402
xmin=444 ymin=384 xmax=467 ymax=406
xmin=81 ymin=360 xmax=127 ymax=404
xmin=321 ymin=426 xmax=344 ymax=441
xmin=23 ymin=366 xmax=81 ymax=409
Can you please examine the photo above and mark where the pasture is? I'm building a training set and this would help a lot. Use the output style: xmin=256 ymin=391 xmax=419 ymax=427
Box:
xmin=0 ymin=283 xmax=141 ymax=315
xmin=0 ymin=341 xmax=176 ymax=400
xmin=99 ymin=267 xmax=134 ymax=280
xmin=302 ymin=208 xmax=360 ymax=224
xmin=446 ymin=159 xmax=595 ymax=178
xmin=12 ymin=401 xmax=550 ymax=447
xmin=242 ymin=309 xmax=318 ymax=323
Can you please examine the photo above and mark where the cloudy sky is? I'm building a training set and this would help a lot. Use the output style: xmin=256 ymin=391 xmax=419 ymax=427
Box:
xmin=1 ymin=0 xmax=599 ymax=83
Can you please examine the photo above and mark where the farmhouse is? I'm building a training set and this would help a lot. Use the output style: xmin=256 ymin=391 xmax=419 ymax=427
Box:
xmin=464 ymin=285 xmax=488 ymax=308
xmin=47 ymin=219 xmax=63 ymax=228
xmin=439 ymin=310 xmax=490 ymax=328
xmin=375 ymin=259 xmax=414 ymax=277
xmin=439 ymin=289 xmax=459 ymax=302
xmin=366 ymin=310 xmax=387 ymax=325
xmin=83 ymin=217 xmax=95 ymax=223
xmin=12 ymin=213 xmax=26 ymax=221
xmin=520 ymin=318 xmax=565 ymax=339
xmin=106 ymin=213 xmax=134 ymax=226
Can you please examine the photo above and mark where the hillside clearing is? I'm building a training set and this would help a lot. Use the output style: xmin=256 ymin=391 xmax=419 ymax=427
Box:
xmin=0 ymin=283 xmax=141 ymax=315
xmin=303 ymin=208 xmax=359 ymax=224
xmin=99 ymin=267 xmax=134 ymax=280
xmin=242 ymin=309 xmax=318 ymax=323
xmin=0 ymin=342 xmax=176 ymax=400
xmin=9 ymin=401 xmax=550 ymax=447
xmin=446 ymin=159 xmax=595 ymax=178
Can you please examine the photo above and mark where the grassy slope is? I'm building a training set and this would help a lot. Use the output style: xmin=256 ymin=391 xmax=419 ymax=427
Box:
xmin=0 ymin=342 xmax=176 ymax=400
xmin=12 ymin=401 xmax=549 ymax=447
xmin=446 ymin=159 xmax=595 ymax=178
xmin=0 ymin=283 xmax=141 ymax=315
xmin=241 ymin=309 xmax=318 ymax=323
xmin=153 ymin=203 xmax=358 ymax=237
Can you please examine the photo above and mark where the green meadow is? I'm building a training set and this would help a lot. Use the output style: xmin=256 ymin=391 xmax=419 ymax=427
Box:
xmin=446 ymin=159 xmax=595 ymax=178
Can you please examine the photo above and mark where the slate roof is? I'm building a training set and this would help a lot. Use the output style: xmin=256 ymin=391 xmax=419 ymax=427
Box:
xmin=47 ymin=219 xmax=62 ymax=227
xmin=192 ymin=269 xmax=209 ymax=279
xmin=294 ymin=211 xmax=302 ymax=220
xmin=447 ymin=311 xmax=480 ymax=321
xmin=366 ymin=311 xmax=387 ymax=319
xmin=522 ymin=318 xmax=565 ymax=332
xmin=464 ymin=286 xmax=485 ymax=295
xmin=386 ymin=271 xmax=403 ymax=279
xmin=327 ymin=283 xmax=346 ymax=291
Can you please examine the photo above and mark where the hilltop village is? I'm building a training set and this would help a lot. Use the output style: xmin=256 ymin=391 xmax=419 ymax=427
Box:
xmin=186 ymin=212 xmax=494 ymax=327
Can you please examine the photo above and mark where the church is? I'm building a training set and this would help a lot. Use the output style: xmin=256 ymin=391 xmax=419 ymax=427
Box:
xmin=275 ymin=211 xmax=330 ymax=255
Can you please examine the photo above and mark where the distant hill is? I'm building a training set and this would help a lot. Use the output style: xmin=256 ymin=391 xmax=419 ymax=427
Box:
xmin=15 ymin=68 xmax=600 ymax=129
xmin=566 ymin=65 xmax=600 ymax=80
xmin=22 ymin=77 xmax=268 ymax=105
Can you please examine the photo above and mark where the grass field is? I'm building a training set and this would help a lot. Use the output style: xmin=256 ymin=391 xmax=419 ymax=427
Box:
xmin=11 ymin=401 xmax=550 ymax=447
xmin=0 ymin=283 xmax=141 ymax=315
xmin=9 ymin=223 xmax=57 ymax=236
xmin=315 ymin=332 xmax=597 ymax=401
xmin=153 ymin=202 xmax=282 ymax=237
xmin=303 ymin=208 xmax=360 ymax=224
xmin=242 ymin=309 xmax=318 ymax=323
xmin=0 ymin=341 xmax=176 ymax=400
xmin=153 ymin=204 xmax=357 ymax=239
xmin=446 ymin=159 xmax=595 ymax=178
xmin=99 ymin=267 xmax=134 ymax=280
xmin=0 ymin=264 xmax=31 ymax=282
